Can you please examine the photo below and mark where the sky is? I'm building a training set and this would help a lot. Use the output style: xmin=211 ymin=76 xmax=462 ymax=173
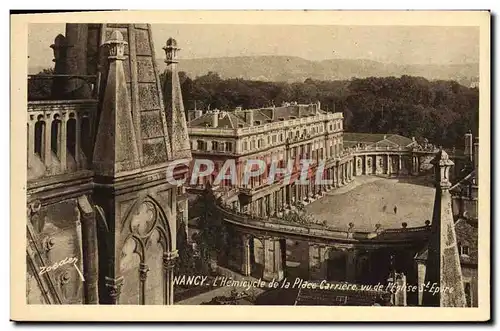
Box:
xmin=28 ymin=23 xmax=479 ymax=70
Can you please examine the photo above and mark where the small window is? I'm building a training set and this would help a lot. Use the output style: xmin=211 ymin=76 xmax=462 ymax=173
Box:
xmin=278 ymin=118 xmax=285 ymax=121
xmin=254 ymin=121 xmax=261 ymax=125
xmin=226 ymin=142 xmax=233 ymax=152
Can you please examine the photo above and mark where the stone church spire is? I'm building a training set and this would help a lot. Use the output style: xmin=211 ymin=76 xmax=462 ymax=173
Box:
xmin=162 ymin=38 xmax=192 ymax=159
xmin=423 ymin=149 xmax=466 ymax=307
xmin=92 ymin=30 xmax=141 ymax=176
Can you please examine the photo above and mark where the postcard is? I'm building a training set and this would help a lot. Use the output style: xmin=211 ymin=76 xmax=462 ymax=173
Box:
xmin=11 ymin=10 xmax=490 ymax=322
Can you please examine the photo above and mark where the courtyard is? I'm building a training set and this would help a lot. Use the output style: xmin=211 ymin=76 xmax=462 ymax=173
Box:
xmin=305 ymin=175 xmax=436 ymax=231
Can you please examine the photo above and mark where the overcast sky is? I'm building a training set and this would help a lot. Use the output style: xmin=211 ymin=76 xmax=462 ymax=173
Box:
xmin=28 ymin=23 xmax=479 ymax=69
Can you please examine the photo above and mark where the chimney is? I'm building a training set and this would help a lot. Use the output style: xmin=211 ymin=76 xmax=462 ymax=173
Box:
xmin=464 ymin=131 xmax=473 ymax=162
xmin=245 ymin=110 xmax=254 ymax=126
xmin=317 ymin=100 xmax=321 ymax=111
xmin=195 ymin=109 xmax=203 ymax=119
xmin=383 ymin=135 xmax=387 ymax=140
xmin=212 ymin=110 xmax=219 ymax=128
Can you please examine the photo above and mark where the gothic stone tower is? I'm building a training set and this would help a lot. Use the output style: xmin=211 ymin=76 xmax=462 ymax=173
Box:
xmin=68 ymin=23 xmax=191 ymax=305
xmin=423 ymin=150 xmax=466 ymax=307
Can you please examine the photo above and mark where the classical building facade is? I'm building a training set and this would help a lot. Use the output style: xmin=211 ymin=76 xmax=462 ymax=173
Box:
xmin=26 ymin=24 xmax=191 ymax=305
xmin=188 ymin=104 xmax=478 ymax=307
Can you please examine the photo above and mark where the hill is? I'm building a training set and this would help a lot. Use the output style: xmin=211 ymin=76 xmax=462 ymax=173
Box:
xmin=156 ymin=56 xmax=478 ymax=85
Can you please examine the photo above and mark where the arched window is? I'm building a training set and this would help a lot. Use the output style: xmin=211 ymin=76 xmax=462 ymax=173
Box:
xmin=34 ymin=117 xmax=45 ymax=160
xmin=51 ymin=115 xmax=61 ymax=158
xmin=67 ymin=117 xmax=77 ymax=159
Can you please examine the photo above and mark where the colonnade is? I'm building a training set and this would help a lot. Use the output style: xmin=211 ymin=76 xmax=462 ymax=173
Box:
xmin=241 ymin=159 xmax=355 ymax=218
xmin=27 ymin=106 xmax=94 ymax=178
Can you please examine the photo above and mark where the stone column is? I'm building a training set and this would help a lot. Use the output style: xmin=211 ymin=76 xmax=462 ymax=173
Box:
xmin=398 ymin=155 xmax=402 ymax=174
xmin=60 ymin=114 xmax=68 ymax=171
xmin=263 ymin=237 xmax=284 ymax=281
xmin=241 ymin=235 xmax=251 ymax=276
xmin=44 ymin=116 xmax=52 ymax=171
xmin=139 ymin=262 xmax=149 ymax=305
xmin=309 ymin=244 xmax=327 ymax=280
xmin=346 ymin=249 xmax=358 ymax=282
xmin=77 ymin=196 xmax=99 ymax=304
xmin=386 ymin=154 xmax=390 ymax=175
xmin=416 ymin=261 xmax=426 ymax=306
xmin=27 ymin=120 xmax=34 ymax=162
xmin=163 ymin=251 xmax=178 ymax=305
xmin=105 ymin=276 xmax=124 ymax=304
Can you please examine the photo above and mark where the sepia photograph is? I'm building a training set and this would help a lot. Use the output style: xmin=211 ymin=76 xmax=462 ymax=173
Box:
xmin=11 ymin=10 xmax=490 ymax=322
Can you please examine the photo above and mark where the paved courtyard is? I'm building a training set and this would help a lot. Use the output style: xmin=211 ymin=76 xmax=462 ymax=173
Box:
xmin=306 ymin=176 xmax=436 ymax=231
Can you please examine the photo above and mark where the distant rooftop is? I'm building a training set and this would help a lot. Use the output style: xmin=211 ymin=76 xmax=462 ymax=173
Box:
xmin=343 ymin=132 xmax=416 ymax=149
xmin=415 ymin=218 xmax=477 ymax=266
xmin=187 ymin=102 xmax=332 ymax=129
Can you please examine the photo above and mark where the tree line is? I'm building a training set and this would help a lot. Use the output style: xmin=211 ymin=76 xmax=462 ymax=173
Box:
xmin=162 ymin=71 xmax=479 ymax=148
xmin=30 ymin=67 xmax=479 ymax=149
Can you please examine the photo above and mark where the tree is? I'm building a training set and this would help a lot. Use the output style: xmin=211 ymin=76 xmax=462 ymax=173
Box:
xmin=28 ymin=68 xmax=55 ymax=100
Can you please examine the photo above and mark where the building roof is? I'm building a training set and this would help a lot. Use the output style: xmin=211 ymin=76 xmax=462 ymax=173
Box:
xmin=343 ymin=133 xmax=416 ymax=149
xmin=294 ymin=282 xmax=391 ymax=306
xmin=188 ymin=103 xmax=325 ymax=129
xmin=188 ymin=111 xmax=249 ymax=129
xmin=414 ymin=218 xmax=478 ymax=266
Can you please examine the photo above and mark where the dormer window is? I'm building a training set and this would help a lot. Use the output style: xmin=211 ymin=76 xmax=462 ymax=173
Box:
xmin=254 ymin=121 xmax=261 ymax=125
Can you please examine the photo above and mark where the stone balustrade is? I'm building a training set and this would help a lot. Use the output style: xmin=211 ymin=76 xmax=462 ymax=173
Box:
xmin=27 ymin=99 xmax=97 ymax=180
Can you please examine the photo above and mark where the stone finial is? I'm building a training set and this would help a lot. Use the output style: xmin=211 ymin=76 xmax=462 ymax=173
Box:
xmin=50 ymin=34 xmax=68 ymax=63
xmin=104 ymin=30 xmax=127 ymax=61
xmin=431 ymin=149 xmax=454 ymax=188
xmin=163 ymin=37 xmax=180 ymax=64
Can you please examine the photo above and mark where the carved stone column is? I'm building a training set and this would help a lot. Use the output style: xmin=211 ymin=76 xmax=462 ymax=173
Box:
xmin=163 ymin=251 xmax=178 ymax=305
xmin=44 ymin=116 xmax=52 ymax=171
xmin=60 ymin=113 xmax=68 ymax=171
xmin=263 ymin=237 xmax=284 ymax=281
xmin=345 ymin=249 xmax=358 ymax=282
xmin=77 ymin=196 xmax=99 ymax=304
xmin=139 ymin=262 xmax=150 ymax=305
xmin=241 ymin=235 xmax=251 ymax=276
xmin=105 ymin=276 xmax=124 ymax=304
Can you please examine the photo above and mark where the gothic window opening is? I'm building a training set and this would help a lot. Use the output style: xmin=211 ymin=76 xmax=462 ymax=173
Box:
xmin=34 ymin=118 xmax=45 ymax=160
xmin=51 ymin=116 xmax=62 ymax=158
xmin=67 ymin=118 xmax=77 ymax=159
